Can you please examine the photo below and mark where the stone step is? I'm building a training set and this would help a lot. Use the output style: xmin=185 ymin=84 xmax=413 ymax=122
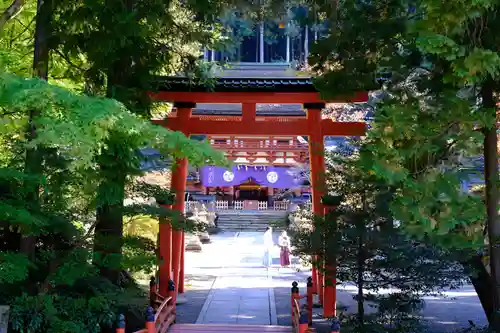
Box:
xmin=170 ymin=324 xmax=293 ymax=332
xmin=218 ymin=216 xmax=283 ymax=219
xmin=219 ymin=215 xmax=286 ymax=220
xmin=216 ymin=210 xmax=288 ymax=214
xmin=217 ymin=222 xmax=285 ymax=227
xmin=218 ymin=222 xmax=284 ymax=226
xmin=217 ymin=223 xmax=286 ymax=231
xmin=217 ymin=218 xmax=282 ymax=223
xmin=217 ymin=214 xmax=287 ymax=218
xmin=215 ymin=211 xmax=288 ymax=231
xmin=217 ymin=221 xmax=279 ymax=226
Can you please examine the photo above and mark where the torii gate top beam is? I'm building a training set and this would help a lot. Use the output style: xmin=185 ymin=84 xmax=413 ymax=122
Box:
xmin=149 ymin=74 xmax=368 ymax=137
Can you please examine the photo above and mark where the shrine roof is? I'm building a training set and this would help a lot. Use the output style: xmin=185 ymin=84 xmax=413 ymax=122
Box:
xmin=153 ymin=63 xmax=316 ymax=93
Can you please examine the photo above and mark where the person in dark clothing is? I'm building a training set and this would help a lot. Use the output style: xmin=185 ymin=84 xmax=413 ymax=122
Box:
xmin=214 ymin=213 xmax=219 ymax=227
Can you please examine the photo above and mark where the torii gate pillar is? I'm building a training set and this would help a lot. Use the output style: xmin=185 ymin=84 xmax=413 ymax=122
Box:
xmin=305 ymin=103 xmax=336 ymax=318
xmin=162 ymin=102 xmax=194 ymax=297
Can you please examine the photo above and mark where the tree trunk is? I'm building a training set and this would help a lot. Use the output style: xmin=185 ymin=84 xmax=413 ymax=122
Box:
xmin=466 ymin=254 xmax=495 ymax=324
xmin=93 ymin=0 xmax=135 ymax=283
xmin=93 ymin=126 xmax=128 ymax=284
xmin=481 ymin=80 xmax=500 ymax=330
xmin=357 ymin=224 xmax=365 ymax=327
xmin=21 ymin=0 xmax=52 ymax=260
xmin=93 ymin=169 xmax=126 ymax=284
xmin=357 ymin=197 xmax=368 ymax=327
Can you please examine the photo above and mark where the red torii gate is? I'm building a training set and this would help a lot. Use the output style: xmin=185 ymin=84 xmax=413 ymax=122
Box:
xmin=150 ymin=75 xmax=368 ymax=318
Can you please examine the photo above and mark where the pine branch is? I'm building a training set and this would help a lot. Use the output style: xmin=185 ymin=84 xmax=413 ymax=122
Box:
xmin=0 ymin=0 xmax=24 ymax=33
xmin=9 ymin=14 xmax=35 ymax=41
xmin=53 ymin=49 xmax=85 ymax=71
xmin=0 ymin=107 xmax=21 ymax=117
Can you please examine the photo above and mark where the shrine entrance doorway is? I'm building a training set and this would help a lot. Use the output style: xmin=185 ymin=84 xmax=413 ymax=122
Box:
xmin=234 ymin=178 xmax=269 ymax=209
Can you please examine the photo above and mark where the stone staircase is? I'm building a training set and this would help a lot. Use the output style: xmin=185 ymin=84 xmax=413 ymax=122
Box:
xmin=216 ymin=210 xmax=288 ymax=231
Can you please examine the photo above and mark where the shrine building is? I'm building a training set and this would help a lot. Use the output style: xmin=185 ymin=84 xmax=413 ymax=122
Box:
xmin=183 ymin=102 xmax=312 ymax=211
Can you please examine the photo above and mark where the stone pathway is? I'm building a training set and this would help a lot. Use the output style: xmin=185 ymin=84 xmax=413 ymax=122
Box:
xmin=191 ymin=232 xmax=277 ymax=325
xmin=180 ymin=231 xmax=488 ymax=332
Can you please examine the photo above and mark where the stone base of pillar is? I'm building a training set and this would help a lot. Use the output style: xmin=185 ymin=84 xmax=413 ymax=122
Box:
xmin=207 ymin=226 xmax=221 ymax=234
xmin=176 ymin=294 xmax=188 ymax=305
xmin=198 ymin=231 xmax=211 ymax=244
xmin=313 ymin=294 xmax=323 ymax=308
xmin=185 ymin=234 xmax=203 ymax=252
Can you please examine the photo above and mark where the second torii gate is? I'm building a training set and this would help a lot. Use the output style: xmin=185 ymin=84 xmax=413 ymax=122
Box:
xmin=150 ymin=72 xmax=368 ymax=318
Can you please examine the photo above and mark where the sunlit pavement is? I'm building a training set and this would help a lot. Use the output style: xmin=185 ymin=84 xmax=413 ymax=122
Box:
xmin=183 ymin=232 xmax=488 ymax=331
xmin=185 ymin=232 xmax=278 ymax=325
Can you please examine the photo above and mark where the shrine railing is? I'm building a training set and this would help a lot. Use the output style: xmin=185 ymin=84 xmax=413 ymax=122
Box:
xmin=215 ymin=200 xmax=229 ymax=210
xmin=234 ymin=200 xmax=244 ymax=210
xmin=184 ymin=200 xmax=312 ymax=212
xmin=273 ymin=201 xmax=289 ymax=210
xmin=257 ymin=201 xmax=268 ymax=210
xmin=184 ymin=200 xmax=294 ymax=211
xmin=209 ymin=139 xmax=309 ymax=152
xmin=185 ymin=201 xmax=197 ymax=212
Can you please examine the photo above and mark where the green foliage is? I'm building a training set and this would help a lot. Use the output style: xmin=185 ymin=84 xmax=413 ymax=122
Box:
xmin=309 ymin=0 xmax=411 ymax=98
xmin=0 ymin=252 xmax=31 ymax=284
xmin=0 ymin=71 xmax=226 ymax=331
xmin=122 ymin=235 xmax=157 ymax=275
xmin=0 ymin=0 xmax=37 ymax=76
xmin=306 ymin=0 xmax=500 ymax=327
xmin=307 ymin=0 xmax=493 ymax=252
xmin=0 ymin=73 xmax=226 ymax=171
xmin=291 ymin=146 xmax=467 ymax=332
xmin=339 ymin=303 xmax=427 ymax=333
xmin=8 ymin=279 xmax=147 ymax=333
xmin=358 ymin=94 xmax=486 ymax=247
xmin=124 ymin=215 xmax=159 ymax=242
xmin=0 ymin=0 xmax=239 ymax=331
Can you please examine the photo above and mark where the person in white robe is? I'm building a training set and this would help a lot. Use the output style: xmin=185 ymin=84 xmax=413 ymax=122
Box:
xmin=263 ymin=226 xmax=274 ymax=267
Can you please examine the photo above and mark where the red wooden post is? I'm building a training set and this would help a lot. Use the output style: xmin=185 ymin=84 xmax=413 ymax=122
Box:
xmin=116 ymin=314 xmax=125 ymax=333
xmin=307 ymin=276 xmax=313 ymax=326
xmin=170 ymin=103 xmax=192 ymax=298
xmin=291 ymin=281 xmax=299 ymax=323
xmin=299 ymin=310 xmax=309 ymax=333
xmin=145 ymin=307 xmax=155 ymax=333
xmin=179 ymin=232 xmax=185 ymax=293
xmin=311 ymin=263 xmax=318 ymax=294
xmin=323 ymin=205 xmax=338 ymax=318
xmin=171 ymin=157 xmax=188 ymax=299
xmin=159 ymin=205 xmax=172 ymax=297
xmin=305 ymin=103 xmax=327 ymax=311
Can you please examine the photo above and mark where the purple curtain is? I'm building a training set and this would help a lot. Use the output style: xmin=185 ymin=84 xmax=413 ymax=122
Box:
xmin=200 ymin=165 xmax=304 ymax=189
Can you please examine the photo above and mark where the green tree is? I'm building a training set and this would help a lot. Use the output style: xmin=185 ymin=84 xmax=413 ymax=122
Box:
xmin=0 ymin=72 xmax=225 ymax=332
xmin=409 ymin=2 xmax=499 ymax=328
xmin=291 ymin=146 xmax=467 ymax=332
xmin=50 ymin=0 xmax=230 ymax=284
xmin=307 ymin=0 xmax=497 ymax=328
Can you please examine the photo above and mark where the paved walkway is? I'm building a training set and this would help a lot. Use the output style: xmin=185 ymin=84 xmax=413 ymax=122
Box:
xmin=192 ymin=232 xmax=278 ymax=325
xmin=181 ymin=231 xmax=488 ymax=332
